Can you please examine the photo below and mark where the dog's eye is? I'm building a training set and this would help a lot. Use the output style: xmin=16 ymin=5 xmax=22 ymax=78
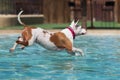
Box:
xmin=75 ymin=25 xmax=79 ymax=28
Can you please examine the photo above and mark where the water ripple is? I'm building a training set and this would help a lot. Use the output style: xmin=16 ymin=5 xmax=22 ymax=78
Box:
xmin=0 ymin=35 xmax=120 ymax=80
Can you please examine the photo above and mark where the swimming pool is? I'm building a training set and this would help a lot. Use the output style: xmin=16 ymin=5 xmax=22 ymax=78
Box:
xmin=0 ymin=35 xmax=120 ymax=80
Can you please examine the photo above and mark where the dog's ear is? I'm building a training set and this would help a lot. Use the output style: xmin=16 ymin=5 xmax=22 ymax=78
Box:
xmin=70 ymin=20 xmax=75 ymax=27
xmin=75 ymin=20 xmax=79 ymax=26
xmin=70 ymin=19 xmax=79 ymax=28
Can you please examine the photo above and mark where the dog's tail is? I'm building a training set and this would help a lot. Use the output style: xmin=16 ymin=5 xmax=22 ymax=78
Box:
xmin=17 ymin=10 xmax=26 ymax=26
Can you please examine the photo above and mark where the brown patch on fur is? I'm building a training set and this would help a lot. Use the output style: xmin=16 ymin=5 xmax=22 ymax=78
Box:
xmin=16 ymin=40 xmax=28 ymax=46
xmin=50 ymin=33 xmax=53 ymax=36
xmin=17 ymin=26 xmax=37 ymax=46
xmin=43 ymin=30 xmax=48 ymax=36
xmin=43 ymin=30 xmax=48 ymax=34
xmin=50 ymin=32 xmax=72 ymax=52
xmin=22 ymin=27 xmax=32 ymax=42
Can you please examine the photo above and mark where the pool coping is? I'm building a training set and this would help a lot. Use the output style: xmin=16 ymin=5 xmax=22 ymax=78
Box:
xmin=0 ymin=29 xmax=120 ymax=35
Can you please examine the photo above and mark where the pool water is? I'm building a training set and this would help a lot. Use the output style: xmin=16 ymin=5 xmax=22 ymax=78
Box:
xmin=0 ymin=35 xmax=120 ymax=80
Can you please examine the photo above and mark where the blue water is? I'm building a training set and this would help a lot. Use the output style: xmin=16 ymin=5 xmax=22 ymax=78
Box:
xmin=0 ymin=34 xmax=120 ymax=80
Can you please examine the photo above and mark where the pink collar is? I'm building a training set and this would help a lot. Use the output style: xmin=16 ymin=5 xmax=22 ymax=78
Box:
xmin=67 ymin=27 xmax=75 ymax=39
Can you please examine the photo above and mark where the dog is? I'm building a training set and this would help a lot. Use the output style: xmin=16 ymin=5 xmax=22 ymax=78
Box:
xmin=10 ymin=10 xmax=86 ymax=56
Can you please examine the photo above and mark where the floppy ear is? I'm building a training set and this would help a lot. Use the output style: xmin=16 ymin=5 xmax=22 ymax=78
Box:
xmin=70 ymin=20 xmax=75 ymax=27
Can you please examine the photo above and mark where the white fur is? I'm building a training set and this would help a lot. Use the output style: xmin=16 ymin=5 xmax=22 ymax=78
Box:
xmin=31 ymin=28 xmax=58 ymax=50
xmin=10 ymin=11 xmax=87 ymax=56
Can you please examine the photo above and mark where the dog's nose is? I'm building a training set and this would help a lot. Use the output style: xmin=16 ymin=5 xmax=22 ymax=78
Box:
xmin=81 ymin=33 xmax=85 ymax=35
xmin=80 ymin=28 xmax=87 ymax=35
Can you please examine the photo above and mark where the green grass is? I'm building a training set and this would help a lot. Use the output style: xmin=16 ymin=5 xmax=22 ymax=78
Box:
xmin=0 ymin=21 xmax=120 ymax=30
xmin=0 ymin=23 xmax=69 ymax=30
xmin=36 ymin=23 xmax=69 ymax=29
xmin=87 ymin=21 xmax=120 ymax=29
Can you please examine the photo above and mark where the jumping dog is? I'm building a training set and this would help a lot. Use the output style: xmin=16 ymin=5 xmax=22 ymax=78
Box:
xmin=10 ymin=11 xmax=87 ymax=56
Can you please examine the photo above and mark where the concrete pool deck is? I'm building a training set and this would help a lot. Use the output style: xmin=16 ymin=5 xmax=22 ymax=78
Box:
xmin=0 ymin=29 xmax=120 ymax=35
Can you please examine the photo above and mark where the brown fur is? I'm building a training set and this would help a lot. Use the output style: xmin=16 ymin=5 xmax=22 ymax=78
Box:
xmin=16 ymin=26 xmax=36 ymax=46
xmin=50 ymin=32 xmax=72 ymax=52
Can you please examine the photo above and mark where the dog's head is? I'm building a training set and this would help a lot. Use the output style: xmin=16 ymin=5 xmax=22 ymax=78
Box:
xmin=69 ymin=20 xmax=86 ymax=36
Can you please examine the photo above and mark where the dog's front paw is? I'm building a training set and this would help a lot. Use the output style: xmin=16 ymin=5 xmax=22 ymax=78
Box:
xmin=9 ymin=48 xmax=14 ymax=52
xmin=75 ymin=52 xmax=84 ymax=56
xmin=79 ymin=50 xmax=84 ymax=56
xmin=79 ymin=52 xmax=84 ymax=56
xmin=74 ymin=48 xmax=84 ymax=56
xmin=72 ymin=47 xmax=85 ymax=56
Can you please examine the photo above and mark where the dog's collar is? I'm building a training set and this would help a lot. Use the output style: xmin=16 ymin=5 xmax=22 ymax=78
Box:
xmin=67 ymin=27 xmax=75 ymax=39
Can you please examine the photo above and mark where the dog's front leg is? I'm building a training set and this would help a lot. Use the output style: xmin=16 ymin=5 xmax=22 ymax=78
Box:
xmin=72 ymin=47 xmax=84 ymax=56
xmin=10 ymin=42 xmax=18 ymax=52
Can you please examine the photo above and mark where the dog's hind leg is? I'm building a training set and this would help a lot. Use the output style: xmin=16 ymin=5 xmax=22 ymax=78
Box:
xmin=21 ymin=45 xmax=25 ymax=49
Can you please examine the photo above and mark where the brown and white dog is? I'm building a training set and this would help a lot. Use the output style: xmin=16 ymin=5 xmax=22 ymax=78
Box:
xmin=10 ymin=11 xmax=86 ymax=56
